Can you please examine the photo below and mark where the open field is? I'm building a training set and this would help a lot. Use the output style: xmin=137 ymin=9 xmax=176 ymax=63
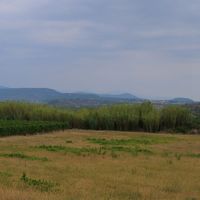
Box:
xmin=0 ymin=130 xmax=200 ymax=200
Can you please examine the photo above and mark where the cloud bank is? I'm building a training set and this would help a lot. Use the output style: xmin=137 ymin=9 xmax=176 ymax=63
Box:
xmin=0 ymin=0 xmax=200 ymax=99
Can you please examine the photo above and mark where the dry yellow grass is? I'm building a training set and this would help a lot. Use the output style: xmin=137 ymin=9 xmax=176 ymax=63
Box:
xmin=0 ymin=130 xmax=200 ymax=200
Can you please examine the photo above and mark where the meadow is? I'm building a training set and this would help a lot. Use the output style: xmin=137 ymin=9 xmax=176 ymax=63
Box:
xmin=0 ymin=130 xmax=200 ymax=200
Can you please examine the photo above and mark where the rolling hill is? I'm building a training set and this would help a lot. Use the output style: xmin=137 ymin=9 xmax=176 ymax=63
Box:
xmin=0 ymin=88 xmax=141 ymax=106
xmin=0 ymin=87 xmax=196 ymax=107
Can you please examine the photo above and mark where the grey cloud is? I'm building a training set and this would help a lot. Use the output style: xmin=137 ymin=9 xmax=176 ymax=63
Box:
xmin=0 ymin=0 xmax=200 ymax=99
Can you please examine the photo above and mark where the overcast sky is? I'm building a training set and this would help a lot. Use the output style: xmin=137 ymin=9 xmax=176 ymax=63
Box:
xmin=0 ymin=0 xmax=200 ymax=100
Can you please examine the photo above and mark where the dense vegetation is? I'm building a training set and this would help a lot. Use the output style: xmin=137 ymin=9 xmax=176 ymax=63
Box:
xmin=0 ymin=120 xmax=68 ymax=136
xmin=70 ymin=103 xmax=193 ymax=132
xmin=0 ymin=101 xmax=198 ymax=136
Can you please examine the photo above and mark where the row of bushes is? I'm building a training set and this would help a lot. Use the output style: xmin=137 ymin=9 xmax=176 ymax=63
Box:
xmin=0 ymin=101 xmax=197 ymax=134
xmin=0 ymin=120 xmax=68 ymax=136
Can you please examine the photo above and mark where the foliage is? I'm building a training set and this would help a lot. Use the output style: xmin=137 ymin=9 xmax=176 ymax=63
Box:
xmin=0 ymin=120 xmax=68 ymax=136
xmin=0 ymin=101 xmax=197 ymax=135
xmin=70 ymin=102 xmax=194 ymax=133
xmin=0 ymin=101 xmax=72 ymax=122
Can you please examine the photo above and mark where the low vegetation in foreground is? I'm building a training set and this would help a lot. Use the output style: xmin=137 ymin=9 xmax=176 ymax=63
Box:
xmin=0 ymin=130 xmax=200 ymax=200
xmin=0 ymin=101 xmax=199 ymax=136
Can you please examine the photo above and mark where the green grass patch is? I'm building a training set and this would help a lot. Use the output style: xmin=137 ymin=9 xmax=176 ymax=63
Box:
xmin=87 ymin=135 xmax=177 ymax=146
xmin=0 ymin=153 xmax=48 ymax=161
xmin=161 ymin=152 xmax=200 ymax=159
xmin=186 ymin=153 xmax=200 ymax=158
xmin=102 ymin=146 xmax=153 ymax=156
xmin=36 ymin=145 xmax=152 ymax=156
xmin=36 ymin=145 xmax=106 ymax=156
xmin=21 ymin=172 xmax=58 ymax=192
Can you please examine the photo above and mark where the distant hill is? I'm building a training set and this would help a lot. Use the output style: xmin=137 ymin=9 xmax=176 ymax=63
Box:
xmin=0 ymin=88 xmax=63 ymax=102
xmin=100 ymin=93 xmax=139 ymax=100
xmin=0 ymin=88 xmax=140 ymax=105
xmin=0 ymin=87 xmax=196 ymax=108
xmin=63 ymin=92 xmax=100 ymax=99
xmin=168 ymin=98 xmax=194 ymax=104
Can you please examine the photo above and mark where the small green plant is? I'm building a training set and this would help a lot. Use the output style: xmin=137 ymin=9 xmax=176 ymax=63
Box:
xmin=21 ymin=172 xmax=58 ymax=192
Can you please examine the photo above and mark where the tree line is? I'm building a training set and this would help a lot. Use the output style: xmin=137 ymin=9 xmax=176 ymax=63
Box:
xmin=0 ymin=101 xmax=196 ymax=134
xmin=70 ymin=102 xmax=193 ymax=132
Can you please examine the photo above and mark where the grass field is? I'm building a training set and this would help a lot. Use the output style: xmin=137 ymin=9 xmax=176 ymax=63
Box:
xmin=0 ymin=130 xmax=200 ymax=200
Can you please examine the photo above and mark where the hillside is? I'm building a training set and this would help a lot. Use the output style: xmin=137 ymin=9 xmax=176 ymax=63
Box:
xmin=0 ymin=88 xmax=141 ymax=106
xmin=0 ymin=87 xmax=197 ymax=108
xmin=0 ymin=88 xmax=63 ymax=102
xmin=168 ymin=97 xmax=194 ymax=104
xmin=100 ymin=93 xmax=139 ymax=100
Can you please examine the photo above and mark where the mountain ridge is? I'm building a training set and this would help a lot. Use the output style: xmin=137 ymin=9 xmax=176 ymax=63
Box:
xmin=0 ymin=87 xmax=196 ymax=107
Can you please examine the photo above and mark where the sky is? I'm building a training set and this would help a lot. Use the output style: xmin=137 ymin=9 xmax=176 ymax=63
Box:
xmin=0 ymin=0 xmax=200 ymax=100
